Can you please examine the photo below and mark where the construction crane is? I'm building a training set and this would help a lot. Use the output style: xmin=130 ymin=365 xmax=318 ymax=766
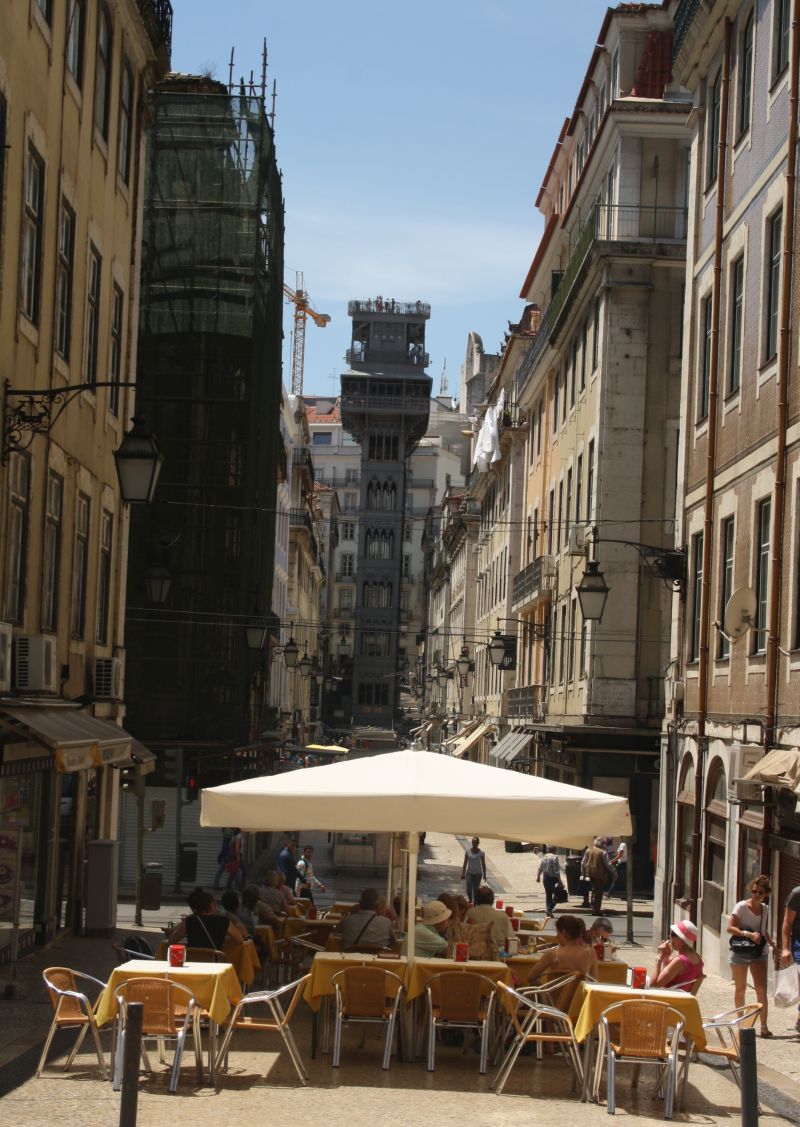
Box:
xmin=283 ymin=272 xmax=331 ymax=396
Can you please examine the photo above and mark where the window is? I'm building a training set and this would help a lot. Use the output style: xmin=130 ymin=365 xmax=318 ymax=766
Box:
xmin=340 ymin=588 xmax=352 ymax=611
xmin=345 ymin=467 xmax=359 ymax=486
xmin=118 ymin=59 xmax=133 ymax=183
xmin=739 ymin=11 xmax=754 ymax=135
xmin=567 ymin=599 xmax=577 ymax=682
xmin=587 ymin=440 xmax=595 ymax=520
xmin=704 ymin=762 xmax=728 ymax=891
xmin=718 ymin=517 xmax=735 ymax=658
xmin=547 ymin=489 xmax=555 ymax=554
xmin=5 ymin=453 xmax=30 ymax=623
xmin=403 ymin=554 xmax=410 ymax=579
xmin=35 ymin=0 xmax=52 ymax=21
xmin=529 ymin=413 xmax=535 ymax=465
xmin=610 ymin=47 xmax=619 ymax=98
xmin=699 ymin=295 xmax=712 ymax=420
xmin=553 ymin=371 xmax=559 ymax=433
xmin=565 ymin=468 xmax=573 ymax=542
xmin=342 ymin=522 xmax=355 ymax=540
xmin=558 ymin=603 xmax=568 ymax=683
xmin=55 ymin=202 xmax=75 ymax=360
xmin=41 ymin=471 xmax=63 ymax=631
xmin=312 ymin=432 xmax=332 ymax=445
xmin=728 ymin=256 xmax=744 ymax=395
xmin=20 ymin=144 xmax=44 ymax=324
xmin=569 ymin=338 xmax=577 ymax=407
xmin=708 ymin=70 xmax=722 ymax=185
xmin=343 ymin=492 xmax=356 ymax=512
xmin=599 ymin=76 xmax=607 ymax=118
xmin=561 ymin=368 xmax=567 ymax=423
xmin=690 ymin=532 xmax=704 ymax=661
xmin=766 ymin=210 xmax=782 ymax=361
xmin=592 ymin=298 xmax=600 ymax=370
xmin=575 ymin=454 xmax=583 ymax=524
xmin=340 ymin=553 xmax=354 ymax=578
xmin=557 ymin=480 xmax=564 ymax=550
xmin=536 ymin=400 xmax=543 ymax=457
xmin=96 ymin=511 xmax=113 ymax=643
xmin=776 ymin=0 xmax=791 ymax=77
xmin=755 ymin=498 xmax=771 ymax=653
xmin=66 ymin=0 xmax=85 ymax=86
xmin=84 ymin=245 xmax=101 ymax=386
xmin=580 ymin=318 xmax=587 ymax=391
xmin=71 ymin=494 xmax=90 ymax=638
xmin=675 ymin=757 xmax=696 ymax=898
xmin=94 ymin=5 xmax=113 ymax=141
xmin=532 ymin=505 xmax=539 ymax=560
xmin=109 ymin=284 xmax=123 ymax=414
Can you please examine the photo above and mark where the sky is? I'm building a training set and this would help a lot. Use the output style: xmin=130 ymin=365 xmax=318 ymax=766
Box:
xmin=170 ymin=0 xmax=615 ymax=401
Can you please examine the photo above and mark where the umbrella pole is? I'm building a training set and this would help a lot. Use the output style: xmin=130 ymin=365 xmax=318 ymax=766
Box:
xmin=386 ymin=833 xmax=395 ymax=907
xmin=406 ymin=833 xmax=419 ymax=965
xmin=398 ymin=838 xmax=408 ymax=936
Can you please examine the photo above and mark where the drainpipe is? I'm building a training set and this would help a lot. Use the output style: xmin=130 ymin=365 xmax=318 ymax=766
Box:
xmin=763 ymin=0 xmax=800 ymax=871
xmin=689 ymin=19 xmax=731 ymax=927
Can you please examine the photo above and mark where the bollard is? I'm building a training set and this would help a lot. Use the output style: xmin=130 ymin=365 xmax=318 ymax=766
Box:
xmin=739 ymin=1025 xmax=758 ymax=1127
xmin=119 ymin=1001 xmax=143 ymax=1127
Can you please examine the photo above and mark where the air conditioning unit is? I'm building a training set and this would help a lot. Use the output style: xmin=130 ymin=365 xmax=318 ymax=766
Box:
xmin=95 ymin=657 xmax=123 ymax=700
xmin=0 ymin=623 xmax=12 ymax=692
xmin=567 ymin=525 xmax=589 ymax=555
xmin=729 ymin=744 xmax=764 ymax=803
xmin=14 ymin=635 xmax=58 ymax=693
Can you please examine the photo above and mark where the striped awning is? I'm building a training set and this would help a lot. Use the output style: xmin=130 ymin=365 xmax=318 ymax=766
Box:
xmin=449 ymin=720 xmax=493 ymax=760
xmin=491 ymin=729 xmax=532 ymax=763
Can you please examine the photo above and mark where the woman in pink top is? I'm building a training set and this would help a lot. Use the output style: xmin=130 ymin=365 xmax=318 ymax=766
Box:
xmin=651 ymin=919 xmax=704 ymax=991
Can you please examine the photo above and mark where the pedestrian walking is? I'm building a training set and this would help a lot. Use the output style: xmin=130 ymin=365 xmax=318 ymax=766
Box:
xmin=779 ymin=881 xmax=800 ymax=1033
xmin=295 ymin=844 xmax=326 ymax=904
xmin=536 ymin=846 xmax=562 ymax=917
xmin=225 ymin=827 xmax=245 ymax=891
xmin=610 ymin=839 xmax=628 ymax=897
xmin=728 ymin=874 xmax=775 ymax=1037
xmin=581 ymin=836 xmax=615 ymax=915
xmin=213 ymin=828 xmax=233 ymax=889
xmin=276 ymin=837 xmax=300 ymax=890
xmin=461 ymin=836 xmax=486 ymax=903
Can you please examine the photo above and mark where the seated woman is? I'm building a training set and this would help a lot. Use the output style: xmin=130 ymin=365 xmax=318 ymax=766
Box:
xmin=651 ymin=920 xmax=704 ymax=992
xmin=524 ymin=915 xmax=598 ymax=984
xmin=168 ymin=887 xmax=244 ymax=951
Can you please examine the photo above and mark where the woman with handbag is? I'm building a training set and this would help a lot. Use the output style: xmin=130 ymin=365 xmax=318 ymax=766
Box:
xmin=728 ymin=874 xmax=775 ymax=1037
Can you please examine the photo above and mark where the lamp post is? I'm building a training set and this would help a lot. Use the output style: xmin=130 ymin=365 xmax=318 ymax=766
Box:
xmin=488 ymin=630 xmax=507 ymax=668
xmin=114 ymin=417 xmax=164 ymax=503
xmin=282 ymin=635 xmax=300 ymax=669
xmin=456 ymin=644 xmax=471 ymax=677
xmin=575 ymin=559 xmax=610 ymax=623
xmin=144 ymin=564 xmax=171 ymax=605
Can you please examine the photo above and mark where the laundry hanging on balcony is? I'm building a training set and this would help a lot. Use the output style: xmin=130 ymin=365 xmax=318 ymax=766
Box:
xmin=472 ymin=389 xmax=504 ymax=473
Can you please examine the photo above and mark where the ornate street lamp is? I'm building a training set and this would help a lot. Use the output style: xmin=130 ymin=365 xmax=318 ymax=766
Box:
xmin=282 ymin=635 xmax=299 ymax=668
xmin=488 ymin=630 xmax=507 ymax=668
xmin=114 ymin=417 xmax=164 ymax=503
xmin=298 ymin=652 xmax=312 ymax=678
xmin=245 ymin=619 xmax=268 ymax=650
xmin=144 ymin=563 xmax=171 ymax=606
xmin=576 ymin=559 xmax=610 ymax=623
xmin=456 ymin=645 xmax=471 ymax=677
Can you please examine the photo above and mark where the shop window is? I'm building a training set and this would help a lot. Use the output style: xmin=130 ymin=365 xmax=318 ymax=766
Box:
xmin=675 ymin=755 xmax=696 ymax=900
xmin=703 ymin=759 xmax=728 ymax=930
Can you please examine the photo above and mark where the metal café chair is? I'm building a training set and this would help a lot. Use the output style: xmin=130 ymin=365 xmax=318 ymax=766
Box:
xmin=424 ymin=971 xmax=497 ymax=1075
xmin=331 ymin=966 xmax=405 ymax=1070
xmin=112 ymin=977 xmax=203 ymax=1093
xmin=215 ymin=974 xmax=310 ymax=1084
xmin=37 ymin=968 xmax=109 ymax=1079
xmin=699 ymin=1003 xmax=761 ymax=1089
xmin=492 ymin=981 xmax=583 ymax=1095
xmin=598 ymin=999 xmax=684 ymax=1119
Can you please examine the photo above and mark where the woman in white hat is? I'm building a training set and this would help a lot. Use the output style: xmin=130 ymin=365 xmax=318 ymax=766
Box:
xmin=651 ymin=919 xmax=704 ymax=992
xmin=404 ymin=900 xmax=452 ymax=958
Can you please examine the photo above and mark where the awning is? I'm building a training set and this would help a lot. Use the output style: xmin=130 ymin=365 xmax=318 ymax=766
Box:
xmin=0 ymin=704 xmax=132 ymax=773
xmin=443 ymin=718 xmax=481 ymax=749
xmin=742 ymin=747 xmax=800 ymax=796
xmin=450 ymin=720 xmax=493 ymax=760
xmin=114 ymin=738 xmax=157 ymax=776
xmin=491 ymin=730 xmax=531 ymax=763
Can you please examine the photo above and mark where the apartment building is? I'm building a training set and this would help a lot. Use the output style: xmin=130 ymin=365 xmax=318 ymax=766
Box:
xmin=662 ymin=0 xmax=800 ymax=972
xmin=0 ymin=1 xmax=170 ymax=952
xmin=505 ymin=3 xmax=689 ymax=887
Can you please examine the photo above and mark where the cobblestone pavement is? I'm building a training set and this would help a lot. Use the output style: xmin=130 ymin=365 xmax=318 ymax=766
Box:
xmin=1 ymin=831 xmax=798 ymax=1124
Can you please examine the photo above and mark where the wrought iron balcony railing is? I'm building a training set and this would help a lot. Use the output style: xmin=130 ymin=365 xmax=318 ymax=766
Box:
xmin=673 ymin=0 xmax=701 ymax=59
xmin=511 ymin=556 xmax=556 ymax=611
xmin=347 ymin=299 xmax=431 ymax=318
xmin=346 ymin=347 xmax=429 ymax=368
xmin=137 ymin=0 xmax=173 ymax=58
xmin=341 ymin=393 xmax=430 ymax=413
xmin=508 ymin=684 xmax=547 ymax=721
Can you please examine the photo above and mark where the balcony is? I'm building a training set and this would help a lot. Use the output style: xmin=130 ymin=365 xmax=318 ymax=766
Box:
xmin=289 ymin=507 xmax=314 ymax=537
xmin=511 ymin=556 xmax=555 ymax=612
xmin=137 ymin=0 xmax=173 ymax=60
xmin=291 ymin=446 xmax=314 ymax=481
xmin=348 ymin=299 xmax=431 ymax=319
xmin=508 ymin=684 xmax=547 ymax=721
xmin=342 ymin=393 xmax=430 ymax=413
xmin=673 ymin=0 xmax=701 ymax=59
xmin=334 ymin=606 xmax=355 ymax=619
xmin=346 ymin=346 xmax=429 ymax=368
xmin=334 ymin=572 xmax=356 ymax=583
xmin=518 ymin=202 xmax=687 ymax=396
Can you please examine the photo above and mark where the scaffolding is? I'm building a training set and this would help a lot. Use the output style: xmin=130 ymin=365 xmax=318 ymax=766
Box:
xmin=126 ymin=72 xmax=284 ymax=752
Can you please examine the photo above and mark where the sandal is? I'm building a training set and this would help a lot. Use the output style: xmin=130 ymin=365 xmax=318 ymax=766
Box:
xmin=760 ymin=1029 xmax=773 ymax=1038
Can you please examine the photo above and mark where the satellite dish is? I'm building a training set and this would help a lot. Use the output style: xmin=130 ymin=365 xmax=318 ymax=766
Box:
xmin=724 ymin=587 xmax=757 ymax=641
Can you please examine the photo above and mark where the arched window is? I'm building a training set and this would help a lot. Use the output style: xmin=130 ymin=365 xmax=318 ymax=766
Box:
xmin=675 ymin=755 xmax=695 ymax=900
xmin=94 ymin=4 xmax=113 ymax=141
xmin=703 ymin=758 xmax=728 ymax=926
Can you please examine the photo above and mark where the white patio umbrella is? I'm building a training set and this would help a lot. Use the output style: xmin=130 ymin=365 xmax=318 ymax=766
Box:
xmin=201 ymin=750 xmax=631 ymax=960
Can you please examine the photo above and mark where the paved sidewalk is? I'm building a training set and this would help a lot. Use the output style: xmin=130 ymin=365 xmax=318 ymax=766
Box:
xmin=0 ymin=831 xmax=798 ymax=1124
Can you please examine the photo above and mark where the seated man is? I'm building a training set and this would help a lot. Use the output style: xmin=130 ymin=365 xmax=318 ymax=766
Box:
xmin=586 ymin=916 xmax=614 ymax=947
xmin=404 ymin=900 xmax=452 ymax=957
xmin=465 ymin=884 xmax=514 ymax=951
xmin=241 ymin=884 xmax=283 ymax=930
xmin=340 ymin=888 xmax=397 ymax=950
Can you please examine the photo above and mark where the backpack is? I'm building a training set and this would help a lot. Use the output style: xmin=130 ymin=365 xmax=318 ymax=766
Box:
xmin=122 ymin=935 xmax=154 ymax=958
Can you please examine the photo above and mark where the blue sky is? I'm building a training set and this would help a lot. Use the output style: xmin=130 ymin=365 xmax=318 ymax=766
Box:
xmin=170 ymin=0 xmax=614 ymax=399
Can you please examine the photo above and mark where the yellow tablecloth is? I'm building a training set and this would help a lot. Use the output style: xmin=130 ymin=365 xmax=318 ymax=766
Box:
xmin=569 ymin=982 xmax=706 ymax=1049
xmin=303 ymin=952 xmax=408 ymax=1012
xmin=96 ymin=959 xmax=243 ymax=1027
xmin=283 ymin=917 xmax=341 ymax=943
xmin=405 ymin=957 xmax=513 ymax=1003
xmin=155 ymin=940 xmax=261 ymax=986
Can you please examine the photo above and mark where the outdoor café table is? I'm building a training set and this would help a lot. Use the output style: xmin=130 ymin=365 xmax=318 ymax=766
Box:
xmin=156 ymin=939 xmax=261 ymax=988
xmin=568 ymin=981 xmax=706 ymax=1105
xmin=505 ymin=955 xmax=628 ymax=989
xmin=303 ymin=951 xmax=408 ymax=1057
xmin=404 ymin=956 xmax=513 ymax=1003
xmin=95 ymin=958 xmax=243 ymax=1085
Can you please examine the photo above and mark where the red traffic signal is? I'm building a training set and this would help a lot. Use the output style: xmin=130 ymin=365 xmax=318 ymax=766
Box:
xmin=184 ymin=776 xmax=199 ymax=803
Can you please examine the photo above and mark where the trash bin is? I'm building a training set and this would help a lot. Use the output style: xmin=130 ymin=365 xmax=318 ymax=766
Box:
xmin=565 ymin=855 xmax=582 ymax=897
xmin=179 ymin=842 xmax=198 ymax=884
xmin=141 ymin=862 xmax=162 ymax=911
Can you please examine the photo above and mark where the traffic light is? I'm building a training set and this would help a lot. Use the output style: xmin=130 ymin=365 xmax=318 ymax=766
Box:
xmin=162 ymin=747 xmax=183 ymax=786
xmin=184 ymin=775 xmax=199 ymax=803
xmin=120 ymin=765 xmax=144 ymax=798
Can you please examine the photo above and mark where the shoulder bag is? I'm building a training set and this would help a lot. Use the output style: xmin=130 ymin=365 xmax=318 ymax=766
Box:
xmin=729 ymin=906 xmax=766 ymax=960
